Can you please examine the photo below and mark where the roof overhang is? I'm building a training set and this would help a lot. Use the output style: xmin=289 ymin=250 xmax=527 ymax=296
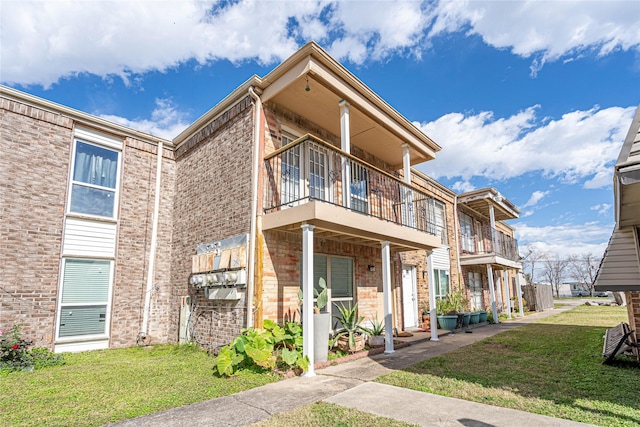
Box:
xmin=457 ymin=187 xmax=520 ymax=221
xmin=594 ymin=227 xmax=640 ymax=291
xmin=173 ymin=42 xmax=440 ymax=168
xmin=614 ymin=105 xmax=640 ymax=228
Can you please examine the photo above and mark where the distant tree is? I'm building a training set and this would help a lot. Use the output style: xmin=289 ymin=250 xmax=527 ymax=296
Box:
xmin=567 ymin=253 xmax=601 ymax=296
xmin=543 ymin=254 xmax=568 ymax=298
xmin=522 ymin=245 xmax=546 ymax=285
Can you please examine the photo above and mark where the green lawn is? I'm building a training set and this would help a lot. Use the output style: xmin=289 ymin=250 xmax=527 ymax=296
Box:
xmin=0 ymin=344 xmax=279 ymax=427
xmin=376 ymin=305 xmax=639 ymax=427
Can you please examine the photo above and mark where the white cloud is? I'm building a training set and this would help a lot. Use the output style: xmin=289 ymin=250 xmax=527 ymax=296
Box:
xmin=591 ymin=203 xmax=612 ymax=216
xmin=415 ymin=105 xmax=636 ymax=189
xmin=428 ymin=0 xmax=640 ymax=76
xmin=99 ymin=98 xmax=190 ymax=139
xmin=522 ymin=190 xmax=549 ymax=209
xmin=2 ymin=0 xmax=638 ymax=86
xmin=514 ymin=221 xmax=613 ymax=258
xmin=451 ymin=180 xmax=475 ymax=193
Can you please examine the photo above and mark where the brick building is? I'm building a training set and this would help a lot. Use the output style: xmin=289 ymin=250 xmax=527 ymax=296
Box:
xmin=1 ymin=42 xmax=522 ymax=366
xmin=595 ymin=104 xmax=640 ymax=362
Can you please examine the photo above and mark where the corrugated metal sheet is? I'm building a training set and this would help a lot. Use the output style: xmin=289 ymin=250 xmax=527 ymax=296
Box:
xmin=62 ymin=217 xmax=117 ymax=257
xmin=594 ymin=227 xmax=640 ymax=291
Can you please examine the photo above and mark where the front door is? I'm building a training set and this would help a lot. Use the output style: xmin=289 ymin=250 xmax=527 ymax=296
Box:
xmin=402 ymin=266 xmax=418 ymax=328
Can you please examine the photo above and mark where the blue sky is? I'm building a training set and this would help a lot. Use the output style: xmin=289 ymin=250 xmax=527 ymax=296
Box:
xmin=2 ymin=0 xmax=639 ymax=259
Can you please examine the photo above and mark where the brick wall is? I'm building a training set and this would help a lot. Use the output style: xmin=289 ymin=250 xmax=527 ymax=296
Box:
xmin=171 ymin=96 xmax=255 ymax=348
xmin=110 ymin=139 xmax=175 ymax=348
xmin=260 ymin=229 xmax=386 ymax=326
xmin=0 ymin=97 xmax=73 ymax=348
xmin=627 ymin=291 xmax=640 ymax=349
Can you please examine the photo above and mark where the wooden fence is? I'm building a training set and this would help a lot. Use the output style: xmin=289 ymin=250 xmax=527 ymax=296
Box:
xmin=522 ymin=284 xmax=554 ymax=311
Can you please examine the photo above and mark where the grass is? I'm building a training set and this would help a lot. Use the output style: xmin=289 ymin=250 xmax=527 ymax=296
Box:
xmin=0 ymin=343 xmax=279 ymax=427
xmin=376 ymin=305 xmax=640 ymax=427
xmin=252 ymin=402 xmax=417 ymax=427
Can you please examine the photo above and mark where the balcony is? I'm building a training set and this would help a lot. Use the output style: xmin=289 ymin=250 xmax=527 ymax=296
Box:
xmin=459 ymin=225 xmax=521 ymax=267
xmin=263 ymin=135 xmax=445 ymax=251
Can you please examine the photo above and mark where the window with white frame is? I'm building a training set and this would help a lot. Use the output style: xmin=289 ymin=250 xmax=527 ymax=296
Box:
xmin=433 ymin=269 xmax=450 ymax=299
xmin=281 ymin=134 xmax=301 ymax=207
xmin=69 ymin=140 xmax=120 ymax=218
xmin=58 ymin=259 xmax=113 ymax=338
xmin=301 ymin=254 xmax=354 ymax=329
xmin=350 ymin=162 xmax=368 ymax=213
xmin=459 ymin=211 xmax=475 ymax=253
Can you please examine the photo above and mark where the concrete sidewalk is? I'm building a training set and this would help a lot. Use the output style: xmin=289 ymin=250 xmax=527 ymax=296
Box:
xmin=111 ymin=301 xmax=596 ymax=427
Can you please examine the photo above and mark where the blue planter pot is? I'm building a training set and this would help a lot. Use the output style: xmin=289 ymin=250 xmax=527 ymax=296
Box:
xmin=469 ymin=312 xmax=480 ymax=324
xmin=478 ymin=310 xmax=488 ymax=323
xmin=437 ymin=315 xmax=458 ymax=330
xmin=462 ymin=313 xmax=470 ymax=327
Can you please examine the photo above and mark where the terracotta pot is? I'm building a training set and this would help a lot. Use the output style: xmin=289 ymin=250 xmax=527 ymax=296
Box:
xmin=336 ymin=334 xmax=365 ymax=353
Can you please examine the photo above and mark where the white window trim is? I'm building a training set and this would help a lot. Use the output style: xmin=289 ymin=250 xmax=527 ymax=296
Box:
xmin=66 ymin=138 xmax=122 ymax=220
xmin=55 ymin=258 xmax=115 ymax=344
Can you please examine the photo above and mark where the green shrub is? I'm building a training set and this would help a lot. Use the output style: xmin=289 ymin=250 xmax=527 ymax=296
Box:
xmin=0 ymin=325 xmax=64 ymax=373
xmin=212 ymin=320 xmax=309 ymax=376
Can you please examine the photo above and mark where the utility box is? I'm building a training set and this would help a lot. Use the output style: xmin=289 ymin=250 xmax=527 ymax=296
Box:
xmin=179 ymin=295 xmax=191 ymax=344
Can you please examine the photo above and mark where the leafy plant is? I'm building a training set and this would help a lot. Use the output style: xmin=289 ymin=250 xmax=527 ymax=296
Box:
xmin=333 ymin=302 xmax=368 ymax=351
xmin=212 ymin=320 xmax=308 ymax=376
xmin=298 ymin=277 xmax=328 ymax=314
xmin=364 ymin=315 xmax=385 ymax=336
xmin=435 ymin=292 xmax=468 ymax=315
xmin=0 ymin=325 xmax=64 ymax=373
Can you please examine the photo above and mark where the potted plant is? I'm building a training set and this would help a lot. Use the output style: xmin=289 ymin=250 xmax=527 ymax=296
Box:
xmin=364 ymin=315 xmax=385 ymax=347
xmin=435 ymin=297 xmax=458 ymax=330
xmin=421 ymin=302 xmax=431 ymax=329
xmin=298 ymin=277 xmax=330 ymax=362
xmin=333 ymin=302 xmax=368 ymax=353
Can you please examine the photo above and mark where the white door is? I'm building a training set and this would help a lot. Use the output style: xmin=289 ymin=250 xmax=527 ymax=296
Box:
xmin=402 ymin=266 xmax=418 ymax=328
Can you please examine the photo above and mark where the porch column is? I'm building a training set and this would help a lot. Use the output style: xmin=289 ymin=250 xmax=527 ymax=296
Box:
xmin=381 ymin=241 xmax=394 ymax=354
xmin=427 ymin=250 xmax=439 ymax=341
xmin=487 ymin=264 xmax=498 ymax=323
xmin=340 ymin=100 xmax=351 ymax=208
xmin=503 ymin=269 xmax=512 ymax=319
xmin=301 ymin=223 xmax=315 ymax=376
xmin=516 ymin=269 xmax=525 ymax=317
xmin=402 ymin=143 xmax=411 ymax=184
xmin=488 ymin=204 xmax=497 ymax=251
xmin=401 ymin=143 xmax=415 ymax=227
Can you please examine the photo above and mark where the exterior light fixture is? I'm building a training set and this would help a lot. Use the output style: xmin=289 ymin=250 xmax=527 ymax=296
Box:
xmin=305 ymin=76 xmax=310 ymax=92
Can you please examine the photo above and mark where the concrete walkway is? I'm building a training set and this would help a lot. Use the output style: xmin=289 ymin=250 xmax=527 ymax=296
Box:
xmin=111 ymin=300 xmax=597 ymax=427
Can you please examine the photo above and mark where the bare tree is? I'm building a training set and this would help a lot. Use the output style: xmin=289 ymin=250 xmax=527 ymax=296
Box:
xmin=522 ymin=245 xmax=546 ymax=285
xmin=567 ymin=253 xmax=601 ymax=296
xmin=543 ymin=254 xmax=568 ymax=297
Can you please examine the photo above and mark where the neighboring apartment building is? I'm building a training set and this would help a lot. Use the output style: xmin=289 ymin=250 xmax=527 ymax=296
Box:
xmin=595 ymin=105 xmax=640 ymax=362
xmin=1 ymin=42 xmax=522 ymax=368
xmin=457 ymin=188 xmax=523 ymax=320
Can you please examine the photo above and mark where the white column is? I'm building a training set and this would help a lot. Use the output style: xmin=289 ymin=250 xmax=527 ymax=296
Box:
xmin=402 ymin=143 xmax=411 ymax=184
xmin=427 ymin=250 xmax=439 ymax=341
xmin=516 ymin=270 xmax=525 ymax=317
xmin=487 ymin=264 xmax=498 ymax=323
xmin=503 ymin=269 xmax=512 ymax=319
xmin=488 ymin=204 xmax=496 ymax=228
xmin=301 ymin=223 xmax=315 ymax=376
xmin=401 ymin=143 xmax=415 ymax=227
xmin=340 ymin=100 xmax=351 ymax=208
xmin=381 ymin=241 xmax=394 ymax=354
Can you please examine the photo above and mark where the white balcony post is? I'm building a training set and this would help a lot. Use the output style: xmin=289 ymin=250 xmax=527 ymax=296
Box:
xmin=340 ymin=100 xmax=351 ymax=208
xmin=301 ymin=223 xmax=315 ymax=376
xmin=401 ymin=143 xmax=415 ymax=227
xmin=381 ymin=241 xmax=394 ymax=354
xmin=516 ymin=269 xmax=525 ymax=317
xmin=503 ymin=269 xmax=512 ymax=319
xmin=487 ymin=264 xmax=498 ymax=323
xmin=427 ymin=250 xmax=439 ymax=341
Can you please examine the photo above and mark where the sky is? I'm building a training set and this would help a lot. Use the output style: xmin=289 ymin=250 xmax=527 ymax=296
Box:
xmin=2 ymin=0 xmax=640 ymax=261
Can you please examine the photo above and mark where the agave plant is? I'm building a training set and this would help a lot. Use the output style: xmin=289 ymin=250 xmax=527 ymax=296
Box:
xmin=333 ymin=302 xmax=368 ymax=351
